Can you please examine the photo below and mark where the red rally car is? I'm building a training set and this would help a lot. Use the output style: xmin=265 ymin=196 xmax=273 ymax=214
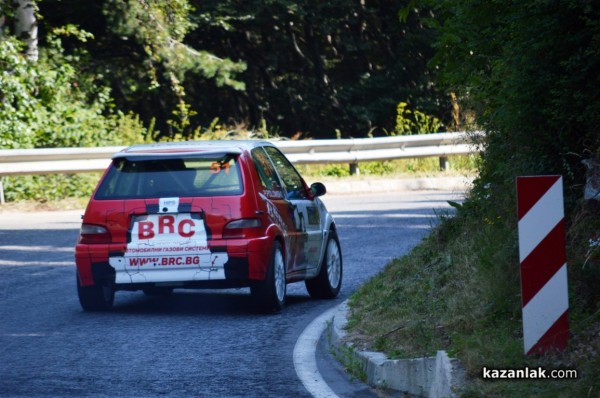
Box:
xmin=75 ymin=140 xmax=342 ymax=312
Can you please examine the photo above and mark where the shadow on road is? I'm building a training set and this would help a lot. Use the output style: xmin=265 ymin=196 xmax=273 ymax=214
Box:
xmin=104 ymin=290 xmax=314 ymax=316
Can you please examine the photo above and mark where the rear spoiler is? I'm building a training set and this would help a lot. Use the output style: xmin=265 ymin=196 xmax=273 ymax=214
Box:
xmin=113 ymin=148 xmax=242 ymax=159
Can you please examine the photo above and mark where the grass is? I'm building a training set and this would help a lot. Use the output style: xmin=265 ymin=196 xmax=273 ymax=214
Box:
xmin=295 ymin=155 xmax=478 ymax=180
xmin=331 ymin=344 xmax=368 ymax=383
xmin=345 ymin=190 xmax=600 ymax=396
xmin=0 ymin=197 xmax=89 ymax=213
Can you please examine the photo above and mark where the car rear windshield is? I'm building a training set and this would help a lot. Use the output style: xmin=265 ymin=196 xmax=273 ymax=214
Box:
xmin=94 ymin=154 xmax=243 ymax=199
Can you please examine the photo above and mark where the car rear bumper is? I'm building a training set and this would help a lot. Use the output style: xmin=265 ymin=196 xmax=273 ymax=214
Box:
xmin=75 ymin=236 xmax=273 ymax=288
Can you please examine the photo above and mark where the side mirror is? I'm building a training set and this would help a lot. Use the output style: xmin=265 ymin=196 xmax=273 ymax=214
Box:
xmin=310 ymin=182 xmax=327 ymax=197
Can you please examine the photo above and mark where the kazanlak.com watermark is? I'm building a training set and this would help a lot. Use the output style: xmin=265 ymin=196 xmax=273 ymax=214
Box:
xmin=482 ymin=366 xmax=578 ymax=380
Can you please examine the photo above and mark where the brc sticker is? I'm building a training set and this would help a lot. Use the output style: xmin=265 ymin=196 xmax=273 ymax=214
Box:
xmin=109 ymin=211 xmax=228 ymax=283
xmin=130 ymin=214 xmax=203 ymax=242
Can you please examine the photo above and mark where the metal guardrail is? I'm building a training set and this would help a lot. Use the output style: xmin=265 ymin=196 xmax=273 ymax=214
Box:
xmin=277 ymin=133 xmax=475 ymax=163
xmin=0 ymin=132 xmax=480 ymax=203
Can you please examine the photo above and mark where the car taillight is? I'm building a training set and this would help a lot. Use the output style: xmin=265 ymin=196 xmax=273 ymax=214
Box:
xmin=79 ymin=224 xmax=111 ymax=244
xmin=223 ymin=218 xmax=262 ymax=239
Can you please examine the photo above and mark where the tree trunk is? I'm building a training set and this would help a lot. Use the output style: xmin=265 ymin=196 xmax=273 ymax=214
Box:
xmin=13 ymin=0 xmax=38 ymax=61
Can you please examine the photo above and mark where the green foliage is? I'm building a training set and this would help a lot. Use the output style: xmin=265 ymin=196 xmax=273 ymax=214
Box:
xmin=321 ymin=165 xmax=351 ymax=178
xmin=346 ymin=1 xmax=600 ymax=395
xmin=0 ymin=38 xmax=37 ymax=148
xmin=428 ymin=0 xmax=600 ymax=204
xmin=2 ymin=174 xmax=102 ymax=203
xmin=394 ymin=101 xmax=443 ymax=135
xmin=159 ymin=115 xmax=275 ymax=143
xmin=103 ymin=0 xmax=246 ymax=90
xmin=1 ymin=24 xmax=152 ymax=201
xmin=186 ymin=0 xmax=447 ymax=137
xmin=296 ymin=155 xmax=478 ymax=180
xmin=332 ymin=345 xmax=367 ymax=383
xmin=166 ymin=100 xmax=199 ymax=139
xmin=421 ymin=0 xmax=600 ymax=343
xmin=100 ymin=0 xmax=246 ymax=140
xmin=1 ymin=30 xmax=150 ymax=150
xmin=28 ymin=0 xmax=451 ymax=138
xmin=360 ymin=161 xmax=397 ymax=176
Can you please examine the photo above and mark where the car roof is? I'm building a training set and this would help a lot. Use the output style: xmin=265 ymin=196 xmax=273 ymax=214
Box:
xmin=113 ymin=140 xmax=276 ymax=159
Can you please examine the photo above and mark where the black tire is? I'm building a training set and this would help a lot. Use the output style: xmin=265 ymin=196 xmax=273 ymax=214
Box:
xmin=251 ymin=241 xmax=286 ymax=313
xmin=143 ymin=287 xmax=174 ymax=296
xmin=76 ymin=274 xmax=114 ymax=311
xmin=306 ymin=231 xmax=342 ymax=299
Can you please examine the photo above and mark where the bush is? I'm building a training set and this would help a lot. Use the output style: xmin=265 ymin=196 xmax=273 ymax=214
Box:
xmin=1 ymin=32 xmax=151 ymax=201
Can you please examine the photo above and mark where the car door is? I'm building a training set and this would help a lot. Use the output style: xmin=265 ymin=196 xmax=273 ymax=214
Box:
xmin=251 ymin=147 xmax=299 ymax=271
xmin=262 ymin=146 xmax=323 ymax=271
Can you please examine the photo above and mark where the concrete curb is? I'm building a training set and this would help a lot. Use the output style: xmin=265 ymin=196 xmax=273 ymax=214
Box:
xmin=326 ymin=301 xmax=465 ymax=397
xmin=323 ymin=176 xmax=473 ymax=195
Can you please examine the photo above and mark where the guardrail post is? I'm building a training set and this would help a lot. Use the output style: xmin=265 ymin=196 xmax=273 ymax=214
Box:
xmin=439 ymin=156 xmax=449 ymax=171
xmin=0 ymin=177 xmax=5 ymax=205
xmin=349 ymin=162 xmax=360 ymax=176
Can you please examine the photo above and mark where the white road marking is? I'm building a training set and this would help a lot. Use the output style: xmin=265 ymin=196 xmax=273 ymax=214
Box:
xmin=293 ymin=305 xmax=341 ymax=398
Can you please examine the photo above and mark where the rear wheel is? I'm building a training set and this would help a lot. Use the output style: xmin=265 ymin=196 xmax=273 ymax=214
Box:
xmin=306 ymin=231 xmax=342 ymax=299
xmin=77 ymin=274 xmax=114 ymax=311
xmin=251 ymin=241 xmax=286 ymax=313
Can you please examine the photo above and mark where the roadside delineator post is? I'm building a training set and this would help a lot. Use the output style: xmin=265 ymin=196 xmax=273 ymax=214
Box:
xmin=517 ymin=175 xmax=569 ymax=355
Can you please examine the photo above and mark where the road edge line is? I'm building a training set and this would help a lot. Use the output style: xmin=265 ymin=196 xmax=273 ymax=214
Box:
xmin=293 ymin=305 xmax=341 ymax=398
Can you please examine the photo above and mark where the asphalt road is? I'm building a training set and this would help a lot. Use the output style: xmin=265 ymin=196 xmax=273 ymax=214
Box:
xmin=0 ymin=190 xmax=461 ymax=397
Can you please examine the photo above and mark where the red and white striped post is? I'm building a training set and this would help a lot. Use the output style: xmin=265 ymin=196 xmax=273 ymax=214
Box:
xmin=517 ymin=175 xmax=569 ymax=355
